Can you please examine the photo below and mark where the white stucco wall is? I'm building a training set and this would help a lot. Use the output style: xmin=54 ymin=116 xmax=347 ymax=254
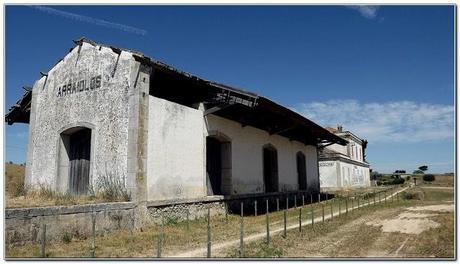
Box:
xmin=146 ymin=102 xmax=321 ymax=201
xmin=147 ymin=96 xmax=205 ymax=201
xmin=26 ymin=42 xmax=139 ymax=193
xmin=205 ymin=114 xmax=320 ymax=195
xmin=319 ymin=161 xmax=339 ymax=187
xmin=319 ymin=160 xmax=370 ymax=188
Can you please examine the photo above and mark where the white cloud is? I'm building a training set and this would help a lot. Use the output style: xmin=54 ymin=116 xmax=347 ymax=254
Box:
xmin=30 ymin=6 xmax=147 ymax=36
xmin=294 ymin=100 xmax=454 ymax=143
xmin=346 ymin=5 xmax=380 ymax=19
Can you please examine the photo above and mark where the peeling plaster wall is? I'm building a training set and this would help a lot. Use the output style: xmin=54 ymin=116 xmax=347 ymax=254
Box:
xmin=319 ymin=160 xmax=370 ymax=188
xmin=319 ymin=161 xmax=339 ymax=187
xmin=26 ymin=42 xmax=139 ymax=193
xmin=205 ymin=114 xmax=320 ymax=195
xmin=147 ymin=96 xmax=205 ymax=201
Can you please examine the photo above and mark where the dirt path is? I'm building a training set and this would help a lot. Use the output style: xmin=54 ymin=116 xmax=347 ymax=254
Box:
xmin=419 ymin=186 xmax=453 ymax=190
xmin=166 ymin=187 xmax=409 ymax=258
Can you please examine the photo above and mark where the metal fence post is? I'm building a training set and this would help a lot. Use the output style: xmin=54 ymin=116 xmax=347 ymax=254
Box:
xmin=41 ymin=223 xmax=46 ymax=258
xmin=351 ymin=195 xmax=354 ymax=210
xmin=186 ymin=209 xmax=190 ymax=230
xmin=311 ymin=202 xmax=314 ymax=226
xmin=283 ymin=206 xmax=287 ymax=238
xmin=373 ymin=190 xmax=376 ymax=206
xmin=302 ymin=194 xmax=305 ymax=207
xmin=276 ymin=197 xmax=280 ymax=212
xmin=318 ymin=193 xmax=321 ymax=203
xmin=225 ymin=203 xmax=228 ymax=223
xmin=310 ymin=194 xmax=313 ymax=205
xmin=338 ymin=199 xmax=341 ymax=216
xmin=384 ymin=190 xmax=387 ymax=204
xmin=326 ymin=193 xmax=328 ymax=201
xmin=286 ymin=195 xmax=289 ymax=210
xmin=157 ymin=213 xmax=164 ymax=258
xmin=299 ymin=207 xmax=302 ymax=232
xmin=357 ymin=194 xmax=360 ymax=208
xmin=322 ymin=203 xmax=325 ymax=222
xmin=207 ymin=207 xmax=211 ymax=258
xmin=130 ymin=209 xmax=135 ymax=240
xmin=294 ymin=195 xmax=297 ymax=208
xmin=91 ymin=210 xmax=96 ymax=258
xmin=254 ymin=200 xmax=258 ymax=217
xmin=345 ymin=196 xmax=348 ymax=215
xmin=330 ymin=201 xmax=333 ymax=220
xmin=240 ymin=202 xmax=244 ymax=257
xmin=266 ymin=199 xmax=270 ymax=245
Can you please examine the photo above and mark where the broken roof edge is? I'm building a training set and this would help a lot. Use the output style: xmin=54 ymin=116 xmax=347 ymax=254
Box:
xmin=6 ymin=37 xmax=348 ymax=146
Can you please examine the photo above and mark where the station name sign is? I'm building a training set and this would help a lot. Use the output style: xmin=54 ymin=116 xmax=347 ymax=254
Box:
xmin=57 ymin=75 xmax=102 ymax=98
xmin=319 ymin=162 xmax=334 ymax=167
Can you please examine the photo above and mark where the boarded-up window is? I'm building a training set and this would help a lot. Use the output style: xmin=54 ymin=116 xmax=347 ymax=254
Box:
xmin=263 ymin=145 xmax=278 ymax=193
xmin=68 ymin=128 xmax=91 ymax=195
xmin=206 ymin=135 xmax=232 ymax=195
xmin=296 ymin=152 xmax=307 ymax=190
xmin=59 ymin=127 xmax=92 ymax=195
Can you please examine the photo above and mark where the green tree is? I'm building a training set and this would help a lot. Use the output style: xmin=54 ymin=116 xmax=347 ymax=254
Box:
xmin=418 ymin=165 xmax=428 ymax=172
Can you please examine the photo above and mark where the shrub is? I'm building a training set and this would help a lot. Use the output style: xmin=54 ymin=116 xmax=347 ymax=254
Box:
xmin=423 ymin=174 xmax=435 ymax=182
xmin=401 ymin=191 xmax=421 ymax=200
xmin=392 ymin=177 xmax=405 ymax=185
xmin=405 ymin=176 xmax=411 ymax=181
xmin=62 ymin=232 xmax=72 ymax=244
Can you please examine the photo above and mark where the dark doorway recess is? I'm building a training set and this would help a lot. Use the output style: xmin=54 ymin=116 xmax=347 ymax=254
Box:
xmin=297 ymin=152 xmax=307 ymax=191
xmin=68 ymin=128 xmax=91 ymax=195
xmin=263 ymin=145 xmax=278 ymax=193
xmin=206 ymin=136 xmax=232 ymax=195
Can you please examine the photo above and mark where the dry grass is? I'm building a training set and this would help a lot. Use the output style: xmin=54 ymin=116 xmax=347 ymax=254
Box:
xmin=5 ymin=163 xmax=131 ymax=208
xmin=222 ymin=187 xmax=454 ymax=259
xmin=5 ymin=188 xmax=399 ymax=258
xmin=5 ymin=163 xmax=26 ymax=198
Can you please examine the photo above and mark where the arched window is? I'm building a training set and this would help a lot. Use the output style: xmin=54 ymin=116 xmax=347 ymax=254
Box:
xmin=263 ymin=144 xmax=278 ymax=193
xmin=296 ymin=151 xmax=307 ymax=190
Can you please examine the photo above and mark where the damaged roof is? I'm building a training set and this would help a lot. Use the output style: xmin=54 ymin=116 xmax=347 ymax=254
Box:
xmin=5 ymin=37 xmax=347 ymax=146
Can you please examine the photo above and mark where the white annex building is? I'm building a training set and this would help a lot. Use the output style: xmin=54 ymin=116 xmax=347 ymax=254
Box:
xmin=318 ymin=126 xmax=371 ymax=188
xmin=6 ymin=38 xmax=348 ymax=204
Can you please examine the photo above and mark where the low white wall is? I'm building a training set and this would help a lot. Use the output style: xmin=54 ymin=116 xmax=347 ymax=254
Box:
xmin=147 ymin=96 xmax=205 ymax=201
xmin=319 ymin=160 xmax=370 ymax=188
xmin=319 ymin=161 xmax=339 ymax=187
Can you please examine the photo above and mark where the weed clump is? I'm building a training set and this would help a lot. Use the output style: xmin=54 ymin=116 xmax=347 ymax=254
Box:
xmin=96 ymin=173 xmax=131 ymax=202
xmin=402 ymin=191 xmax=422 ymax=200
xmin=62 ymin=232 xmax=72 ymax=244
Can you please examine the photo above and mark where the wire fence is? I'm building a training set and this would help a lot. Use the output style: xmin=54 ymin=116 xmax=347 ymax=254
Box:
xmin=20 ymin=185 xmax=407 ymax=258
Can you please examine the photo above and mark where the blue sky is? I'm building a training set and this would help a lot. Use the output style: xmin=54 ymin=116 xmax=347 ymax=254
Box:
xmin=5 ymin=5 xmax=455 ymax=173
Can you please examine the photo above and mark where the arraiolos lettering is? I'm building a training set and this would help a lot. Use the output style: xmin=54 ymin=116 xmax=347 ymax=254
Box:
xmin=56 ymin=75 xmax=102 ymax=98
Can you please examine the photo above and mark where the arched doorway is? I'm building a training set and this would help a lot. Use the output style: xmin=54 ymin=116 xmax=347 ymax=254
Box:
xmin=206 ymin=133 xmax=232 ymax=195
xmin=297 ymin=151 xmax=307 ymax=190
xmin=263 ymin=144 xmax=278 ymax=193
xmin=59 ymin=127 xmax=92 ymax=195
